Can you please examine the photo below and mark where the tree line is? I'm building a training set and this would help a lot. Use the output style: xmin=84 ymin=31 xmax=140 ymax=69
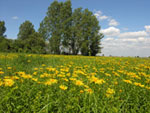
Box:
xmin=0 ymin=0 xmax=103 ymax=56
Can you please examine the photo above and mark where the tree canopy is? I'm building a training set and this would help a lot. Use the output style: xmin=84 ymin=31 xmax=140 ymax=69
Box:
xmin=39 ymin=0 xmax=103 ymax=56
xmin=17 ymin=20 xmax=35 ymax=40
xmin=0 ymin=20 xmax=6 ymax=37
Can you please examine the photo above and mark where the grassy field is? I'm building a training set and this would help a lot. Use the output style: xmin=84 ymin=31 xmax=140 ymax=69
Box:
xmin=0 ymin=53 xmax=150 ymax=113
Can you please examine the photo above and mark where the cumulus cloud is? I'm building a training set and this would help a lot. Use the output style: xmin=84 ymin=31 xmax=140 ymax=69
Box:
xmin=12 ymin=16 xmax=19 ymax=20
xmin=100 ymin=26 xmax=150 ymax=57
xmin=145 ymin=25 xmax=150 ymax=35
xmin=100 ymin=27 xmax=120 ymax=36
xmin=108 ymin=19 xmax=119 ymax=26
xmin=101 ymin=37 xmax=150 ymax=57
xmin=119 ymin=31 xmax=148 ymax=38
xmin=94 ymin=10 xmax=108 ymax=21
xmin=99 ymin=15 xmax=108 ymax=20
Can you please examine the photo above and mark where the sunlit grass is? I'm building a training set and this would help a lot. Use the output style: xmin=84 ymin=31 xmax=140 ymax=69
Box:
xmin=0 ymin=53 xmax=150 ymax=112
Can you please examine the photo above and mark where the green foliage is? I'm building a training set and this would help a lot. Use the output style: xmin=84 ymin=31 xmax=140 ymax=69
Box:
xmin=39 ymin=0 xmax=103 ymax=56
xmin=17 ymin=20 xmax=35 ymax=40
xmin=0 ymin=20 xmax=6 ymax=37
xmin=25 ymin=32 xmax=46 ymax=54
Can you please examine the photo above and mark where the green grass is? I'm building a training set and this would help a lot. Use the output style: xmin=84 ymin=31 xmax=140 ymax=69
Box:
xmin=0 ymin=53 xmax=150 ymax=112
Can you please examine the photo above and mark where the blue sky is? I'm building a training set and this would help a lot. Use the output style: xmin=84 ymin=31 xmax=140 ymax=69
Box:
xmin=0 ymin=0 xmax=150 ymax=56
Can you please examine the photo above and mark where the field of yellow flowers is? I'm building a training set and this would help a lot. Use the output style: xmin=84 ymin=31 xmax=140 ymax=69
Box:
xmin=0 ymin=53 xmax=150 ymax=112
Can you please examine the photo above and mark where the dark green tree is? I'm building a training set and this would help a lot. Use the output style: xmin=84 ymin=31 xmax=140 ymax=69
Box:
xmin=71 ymin=8 xmax=83 ymax=55
xmin=39 ymin=0 xmax=72 ymax=54
xmin=46 ymin=0 xmax=62 ymax=54
xmin=17 ymin=20 xmax=35 ymax=40
xmin=39 ymin=1 xmax=103 ymax=56
xmin=38 ymin=16 xmax=50 ymax=41
xmin=0 ymin=20 xmax=6 ymax=37
xmin=25 ymin=32 xmax=46 ymax=54
xmin=60 ymin=0 xmax=72 ymax=54
xmin=80 ymin=9 xmax=103 ymax=56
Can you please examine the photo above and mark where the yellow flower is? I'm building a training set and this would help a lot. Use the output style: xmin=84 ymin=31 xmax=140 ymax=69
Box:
xmin=34 ymin=68 xmax=38 ymax=71
xmin=134 ymin=82 xmax=144 ymax=88
xmin=21 ymin=74 xmax=32 ymax=79
xmin=11 ymin=76 xmax=19 ymax=80
xmin=32 ymin=78 xmax=38 ymax=82
xmin=0 ymin=80 xmax=3 ymax=86
xmin=145 ymin=86 xmax=150 ymax=90
xmin=105 ymin=73 xmax=111 ymax=77
xmin=106 ymin=88 xmax=115 ymax=94
xmin=42 ymin=64 xmax=46 ymax=67
xmin=69 ymin=78 xmax=76 ymax=81
xmin=0 ymin=71 xmax=4 ymax=74
xmin=123 ymin=80 xmax=132 ymax=84
xmin=44 ymin=79 xmax=58 ymax=85
xmin=80 ymin=90 xmax=84 ymax=93
xmin=75 ymin=80 xmax=84 ymax=86
xmin=90 ymin=76 xmax=105 ymax=85
xmin=106 ymin=88 xmax=115 ymax=98
xmin=62 ymin=78 xmax=69 ymax=82
xmin=59 ymin=85 xmax=68 ymax=90
xmin=3 ymin=79 xmax=14 ymax=87
xmin=7 ymin=67 xmax=12 ymax=70
xmin=85 ymin=88 xmax=93 ymax=94
xmin=33 ymin=72 xmax=37 ymax=75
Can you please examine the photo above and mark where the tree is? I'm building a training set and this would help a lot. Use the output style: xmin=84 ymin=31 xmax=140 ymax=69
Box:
xmin=39 ymin=0 xmax=103 ymax=56
xmin=71 ymin=8 xmax=83 ymax=55
xmin=60 ymin=0 xmax=72 ymax=54
xmin=17 ymin=20 xmax=35 ymax=40
xmin=72 ymin=8 xmax=103 ymax=56
xmin=25 ymin=32 xmax=46 ymax=54
xmin=38 ymin=16 xmax=50 ymax=41
xmin=0 ymin=20 xmax=6 ymax=37
xmin=39 ymin=0 xmax=72 ymax=54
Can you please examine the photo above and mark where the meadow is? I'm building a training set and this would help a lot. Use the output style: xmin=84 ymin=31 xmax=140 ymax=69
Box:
xmin=0 ymin=53 xmax=150 ymax=113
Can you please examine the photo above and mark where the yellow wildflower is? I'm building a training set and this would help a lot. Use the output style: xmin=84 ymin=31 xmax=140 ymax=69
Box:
xmin=134 ymin=82 xmax=144 ymax=88
xmin=80 ymin=90 xmax=84 ymax=93
xmin=0 ymin=71 xmax=4 ymax=74
xmin=7 ymin=67 xmax=12 ymax=70
xmin=0 ymin=80 xmax=3 ymax=86
xmin=85 ymin=88 xmax=93 ymax=94
xmin=59 ymin=85 xmax=68 ymax=90
xmin=123 ymin=80 xmax=132 ymax=84
xmin=75 ymin=80 xmax=84 ymax=86
xmin=42 ymin=64 xmax=46 ymax=67
xmin=34 ymin=68 xmax=38 ymax=71
xmin=44 ymin=79 xmax=58 ymax=85
xmin=3 ymin=79 xmax=14 ymax=87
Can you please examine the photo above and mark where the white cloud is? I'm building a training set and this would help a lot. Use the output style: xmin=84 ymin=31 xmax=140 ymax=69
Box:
xmin=94 ymin=10 xmax=108 ymax=21
xmin=100 ymin=27 xmax=120 ymax=36
xmin=145 ymin=25 xmax=150 ymax=35
xmin=119 ymin=31 xmax=148 ymax=38
xmin=12 ymin=16 xmax=19 ymax=20
xmin=93 ymin=10 xmax=150 ymax=57
xmin=108 ymin=19 xmax=119 ymax=26
xmin=101 ymin=37 xmax=150 ymax=57
xmin=100 ymin=26 xmax=150 ymax=57
xmin=99 ymin=15 xmax=108 ymax=20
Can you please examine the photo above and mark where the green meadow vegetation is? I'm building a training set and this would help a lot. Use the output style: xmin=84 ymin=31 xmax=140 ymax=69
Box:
xmin=0 ymin=53 xmax=150 ymax=112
